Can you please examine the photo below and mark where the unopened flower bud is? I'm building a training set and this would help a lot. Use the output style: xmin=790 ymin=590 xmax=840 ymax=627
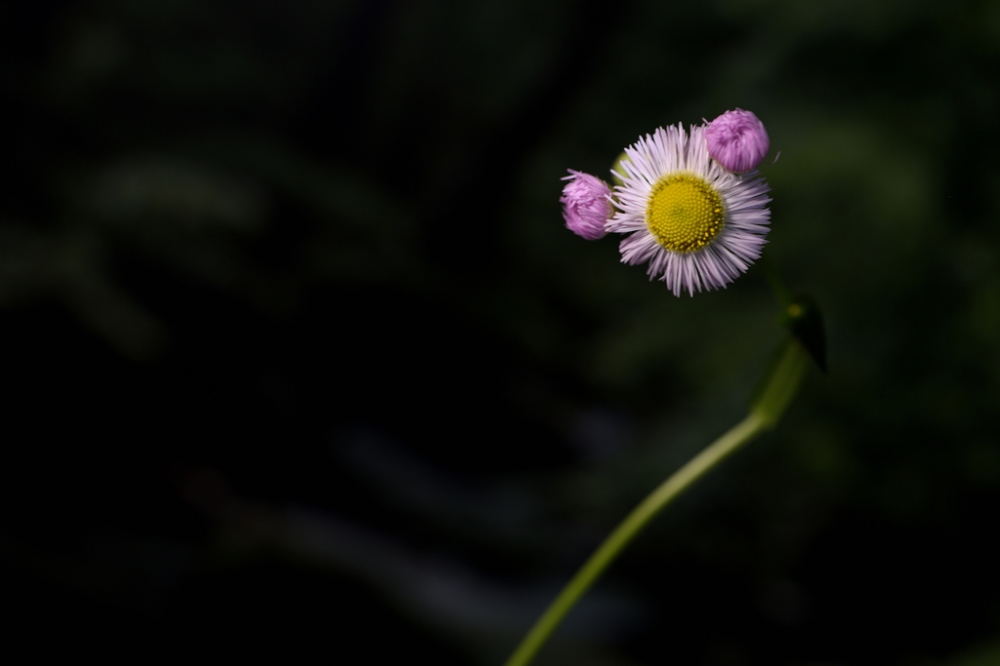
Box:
xmin=560 ymin=170 xmax=612 ymax=240
xmin=706 ymin=109 xmax=770 ymax=173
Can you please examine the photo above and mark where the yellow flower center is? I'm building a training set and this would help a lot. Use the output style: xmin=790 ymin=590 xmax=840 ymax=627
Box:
xmin=645 ymin=173 xmax=725 ymax=253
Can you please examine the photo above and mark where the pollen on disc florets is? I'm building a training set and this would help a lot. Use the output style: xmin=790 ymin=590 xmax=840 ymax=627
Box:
xmin=645 ymin=173 xmax=725 ymax=253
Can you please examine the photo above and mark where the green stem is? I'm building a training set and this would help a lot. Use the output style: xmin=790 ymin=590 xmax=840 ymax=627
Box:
xmin=504 ymin=412 xmax=768 ymax=666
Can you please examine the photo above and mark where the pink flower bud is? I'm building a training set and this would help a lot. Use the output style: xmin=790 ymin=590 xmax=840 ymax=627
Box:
xmin=706 ymin=109 xmax=770 ymax=173
xmin=560 ymin=170 xmax=612 ymax=240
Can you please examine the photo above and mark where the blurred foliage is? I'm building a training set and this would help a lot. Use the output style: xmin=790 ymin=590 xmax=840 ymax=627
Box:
xmin=2 ymin=0 xmax=1000 ymax=664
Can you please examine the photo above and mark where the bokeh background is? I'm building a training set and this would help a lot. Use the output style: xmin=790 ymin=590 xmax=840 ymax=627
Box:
xmin=3 ymin=1 xmax=1000 ymax=663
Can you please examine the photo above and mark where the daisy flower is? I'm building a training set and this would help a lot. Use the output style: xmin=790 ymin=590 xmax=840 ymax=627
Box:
xmin=607 ymin=123 xmax=771 ymax=297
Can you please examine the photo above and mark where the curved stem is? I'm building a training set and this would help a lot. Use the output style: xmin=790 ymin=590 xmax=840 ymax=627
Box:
xmin=504 ymin=412 xmax=768 ymax=666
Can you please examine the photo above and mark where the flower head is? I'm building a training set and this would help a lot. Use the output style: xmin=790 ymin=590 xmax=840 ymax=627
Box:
xmin=705 ymin=109 xmax=770 ymax=173
xmin=607 ymin=124 xmax=771 ymax=296
xmin=561 ymin=170 xmax=612 ymax=240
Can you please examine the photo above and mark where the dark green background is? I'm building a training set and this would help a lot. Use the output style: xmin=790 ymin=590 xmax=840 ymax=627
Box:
xmin=3 ymin=1 xmax=1000 ymax=663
